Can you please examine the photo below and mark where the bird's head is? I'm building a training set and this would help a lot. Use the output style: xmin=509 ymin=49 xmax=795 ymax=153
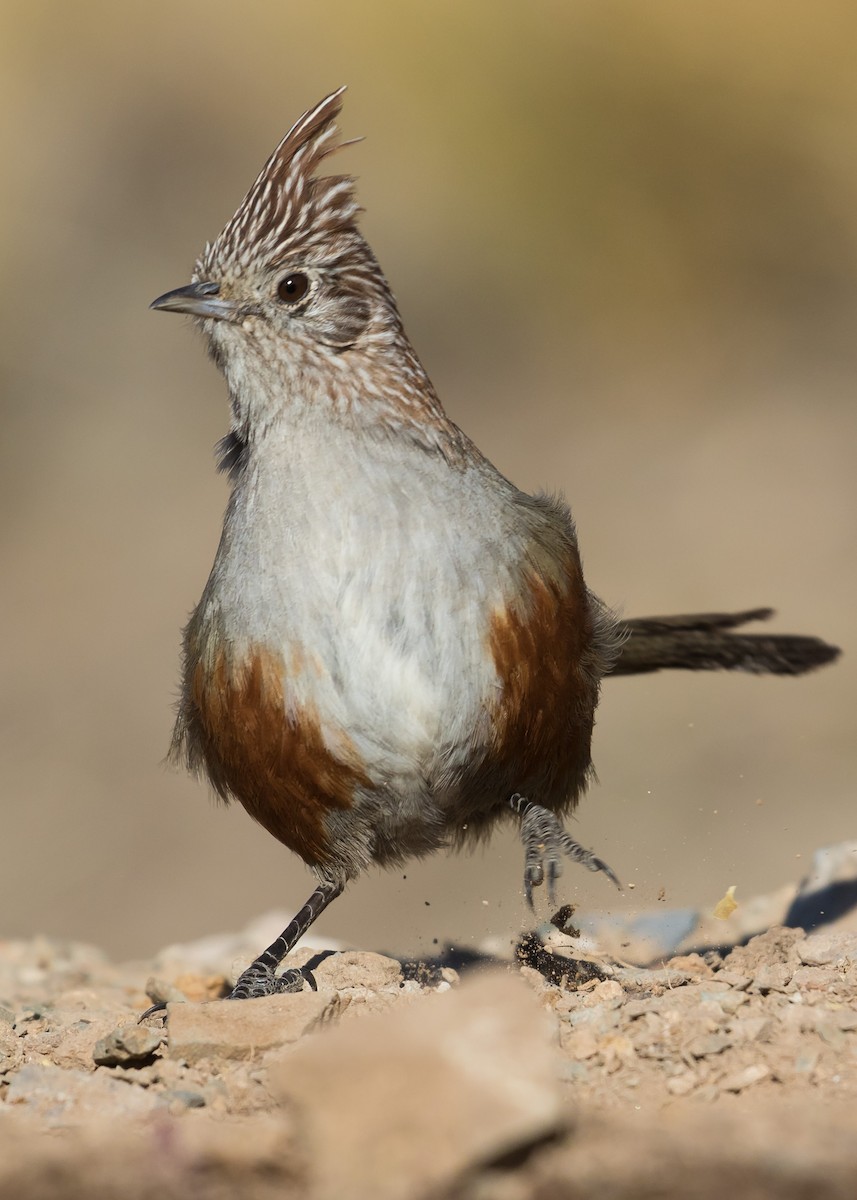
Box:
xmin=152 ymin=88 xmax=462 ymax=466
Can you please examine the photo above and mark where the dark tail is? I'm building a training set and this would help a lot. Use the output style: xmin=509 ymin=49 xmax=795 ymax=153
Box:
xmin=610 ymin=607 xmax=841 ymax=677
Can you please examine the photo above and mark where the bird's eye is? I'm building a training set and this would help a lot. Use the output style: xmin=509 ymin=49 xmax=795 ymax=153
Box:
xmin=276 ymin=273 xmax=310 ymax=304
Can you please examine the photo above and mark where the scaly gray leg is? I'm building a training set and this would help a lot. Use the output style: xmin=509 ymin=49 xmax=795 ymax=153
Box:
xmin=139 ymin=878 xmax=343 ymax=1020
xmin=228 ymin=879 xmax=344 ymax=999
xmin=509 ymin=794 xmax=621 ymax=906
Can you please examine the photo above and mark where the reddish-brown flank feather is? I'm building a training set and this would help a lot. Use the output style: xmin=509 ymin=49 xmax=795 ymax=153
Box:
xmin=488 ymin=563 xmax=597 ymax=813
xmin=186 ymin=645 xmax=370 ymax=867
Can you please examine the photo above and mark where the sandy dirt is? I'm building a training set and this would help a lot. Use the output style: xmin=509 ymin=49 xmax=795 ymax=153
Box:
xmin=3 ymin=907 xmax=857 ymax=1199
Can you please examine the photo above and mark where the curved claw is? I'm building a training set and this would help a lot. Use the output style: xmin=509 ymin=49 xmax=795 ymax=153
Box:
xmin=524 ymin=862 xmax=544 ymax=907
xmin=586 ymin=853 xmax=621 ymax=891
xmin=138 ymin=1000 xmax=168 ymax=1024
xmin=557 ymin=832 xmax=622 ymax=891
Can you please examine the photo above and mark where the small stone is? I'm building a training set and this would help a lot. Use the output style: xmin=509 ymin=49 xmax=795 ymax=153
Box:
xmin=601 ymin=1034 xmax=636 ymax=1071
xmin=167 ymin=991 xmax=342 ymax=1064
xmin=163 ymin=1088 xmax=206 ymax=1108
xmin=789 ymin=966 xmax=841 ymax=992
xmin=696 ymin=999 xmax=727 ymax=1024
xmin=667 ymin=954 xmax=713 ymax=977
xmin=686 ymin=1032 xmax=732 ymax=1059
xmin=720 ymin=1063 xmax=771 ymax=1093
xmin=145 ymin=977 xmax=188 ymax=1005
xmin=93 ymin=1023 xmax=164 ymax=1066
xmin=622 ymin=1000 xmax=651 ymax=1021
xmin=751 ymin=964 xmax=792 ymax=993
xmin=667 ymin=1071 xmax=698 ymax=1096
xmin=814 ymin=1020 xmax=845 ymax=1048
xmin=0 ymin=1007 xmax=15 ymax=1027
xmin=517 ymin=965 xmax=552 ymax=994
xmin=717 ymin=990 xmax=750 ymax=1015
xmin=174 ymin=972 xmax=228 ymax=1002
xmin=799 ymin=931 xmax=857 ymax=968
xmin=561 ymin=1027 xmax=601 ymax=1060
xmin=310 ymin=950 xmax=403 ymax=991
xmin=565 ymin=1005 xmax=620 ymax=1034
xmin=731 ymin=1017 xmax=773 ymax=1044
xmin=713 ymin=971 xmax=751 ymax=990
xmin=589 ymin=980 xmax=624 ymax=1007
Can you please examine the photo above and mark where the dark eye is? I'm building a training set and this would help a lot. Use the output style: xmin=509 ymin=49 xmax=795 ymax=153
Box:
xmin=277 ymin=273 xmax=310 ymax=304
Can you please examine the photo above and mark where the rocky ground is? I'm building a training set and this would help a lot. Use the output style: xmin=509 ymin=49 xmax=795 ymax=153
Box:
xmin=3 ymin=885 xmax=857 ymax=1200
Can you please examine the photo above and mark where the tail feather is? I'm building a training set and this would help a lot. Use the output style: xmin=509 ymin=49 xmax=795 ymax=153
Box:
xmin=610 ymin=608 xmax=840 ymax=677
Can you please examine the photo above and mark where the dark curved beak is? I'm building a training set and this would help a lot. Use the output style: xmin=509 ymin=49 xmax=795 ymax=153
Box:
xmin=150 ymin=281 xmax=238 ymax=321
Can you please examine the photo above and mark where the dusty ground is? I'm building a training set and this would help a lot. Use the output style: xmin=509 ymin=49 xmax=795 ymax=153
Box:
xmin=3 ymin=900 xmax=857 ymax=1200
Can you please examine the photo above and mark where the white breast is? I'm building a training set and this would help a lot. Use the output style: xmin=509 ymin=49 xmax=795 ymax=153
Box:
xmin=202 ymin=417 xmax=523 ymax=789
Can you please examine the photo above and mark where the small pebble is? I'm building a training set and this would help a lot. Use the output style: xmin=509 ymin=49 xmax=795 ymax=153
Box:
xmin=720 ymin=1063 xmax=771 ymax=1092
xmin=93 ymin=1024 xmax=163 ymax=1067
xmin=163 ymin=1088 xmax=206 ymax=1109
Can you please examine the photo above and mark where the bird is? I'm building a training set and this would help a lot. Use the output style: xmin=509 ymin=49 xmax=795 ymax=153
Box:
xmin=150 ymin=88 xmax=839 ymax=1001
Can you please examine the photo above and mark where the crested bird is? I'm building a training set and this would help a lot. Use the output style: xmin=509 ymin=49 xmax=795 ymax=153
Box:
xmin=150 ymin=88 xmax=839 ymax=1001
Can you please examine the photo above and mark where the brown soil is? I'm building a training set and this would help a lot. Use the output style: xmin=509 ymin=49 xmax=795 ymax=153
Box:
xmin=2 ymin=915 xmax=857 ymax=1199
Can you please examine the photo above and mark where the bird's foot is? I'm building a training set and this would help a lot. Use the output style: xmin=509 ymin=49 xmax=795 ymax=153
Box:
xmin=227 ymin=962 xmax=315 ymax=1000
xmin=138 ymin=881 xmax=343 ymax=1019
xmin=509 ymin=793 xmax=621 ymax=906
xmin=137 ymin=963 xmax=315 ymax=1021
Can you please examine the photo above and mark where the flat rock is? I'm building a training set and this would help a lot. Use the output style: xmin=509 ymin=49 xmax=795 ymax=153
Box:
xmin=271 ymin=970 xmax=563 ymax=1200
xmin=166 ymin=990 xmax=342 ymax=1064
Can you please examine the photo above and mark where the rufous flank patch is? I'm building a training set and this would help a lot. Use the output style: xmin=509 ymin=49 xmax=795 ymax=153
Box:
xmin=189 ymin=645 xmax=370 ymax=866
xmin=488 ymin=565 xmax=596 ymax=806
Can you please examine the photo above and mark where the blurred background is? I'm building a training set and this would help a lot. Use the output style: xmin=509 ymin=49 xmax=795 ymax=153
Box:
xmin=1 ymin=0 xmax=854 ymax=962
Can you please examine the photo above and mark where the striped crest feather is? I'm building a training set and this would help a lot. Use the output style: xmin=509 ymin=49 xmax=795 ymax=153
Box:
xmin=194 ymin=86 xmax=360 ymax=280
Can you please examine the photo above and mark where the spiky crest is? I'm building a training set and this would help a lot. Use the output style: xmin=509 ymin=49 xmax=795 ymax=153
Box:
xmin=194 ymin=86 xmax=360 ymax=281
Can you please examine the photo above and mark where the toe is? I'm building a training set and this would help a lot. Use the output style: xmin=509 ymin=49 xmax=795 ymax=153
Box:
xmin=524 ymin=861 xmax=545 ymax=907
xmin=271 ymin=968 xmax=307 ymax=995
xmin=591 ymin=855 xmax=622 ymax=891
xmin=546 ymin=857 xmax=562 ymax=905
xmin=228 ymin=963 xmax=276 ymax=1000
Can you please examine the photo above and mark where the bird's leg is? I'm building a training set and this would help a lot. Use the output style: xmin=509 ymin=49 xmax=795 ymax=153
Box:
xmin=139 ymin=879 xmax=343 ymax=1020
xmin=227 ymin=879 xmax=344 ymax=999
xmin=509 ymin=794 xmax=621 ymax=907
